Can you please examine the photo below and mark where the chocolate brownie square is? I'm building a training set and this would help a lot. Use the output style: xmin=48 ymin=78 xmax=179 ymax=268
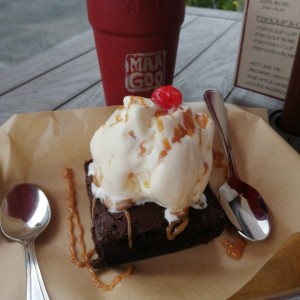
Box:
xmin=85 ymin=161 xmax=225 ymax=269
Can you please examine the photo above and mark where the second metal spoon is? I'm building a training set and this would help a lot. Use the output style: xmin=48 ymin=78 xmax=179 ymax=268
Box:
xmin=0 ymin=183 xmax=51 ymax=299
xmin=204 ymin=89 xmax=271 ymax=241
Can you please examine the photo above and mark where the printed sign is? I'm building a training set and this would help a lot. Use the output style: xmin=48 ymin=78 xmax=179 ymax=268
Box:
xmin=235 ymin=0 xmax=300 ymax=99
xmin=125 ymin=50 xmax=166 ymax=92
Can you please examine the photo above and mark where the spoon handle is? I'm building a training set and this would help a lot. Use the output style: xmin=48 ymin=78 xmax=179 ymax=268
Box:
xmin=25 ymin=241 xmax=50 ymax=300
xmin=203 ymin=89 xmax=238 ymax=179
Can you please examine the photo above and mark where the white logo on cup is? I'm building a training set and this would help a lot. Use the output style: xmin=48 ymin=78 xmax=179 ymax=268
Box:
xmin=125 ymin=50 xmax=166 ymax=92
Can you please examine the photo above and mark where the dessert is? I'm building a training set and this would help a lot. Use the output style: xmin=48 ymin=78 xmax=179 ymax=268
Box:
xmin=86 ymin=86 xmax=225 ymax=268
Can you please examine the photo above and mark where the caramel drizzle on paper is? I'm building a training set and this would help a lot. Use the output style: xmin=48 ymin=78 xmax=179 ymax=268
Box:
xmin=222 ymin=237 xmax=247 ymax=259
xmin=63 ymin=168 xmax=133 ymax=291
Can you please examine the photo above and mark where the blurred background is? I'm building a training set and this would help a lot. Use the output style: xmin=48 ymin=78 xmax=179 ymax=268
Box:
xmin=0 ymin=0 xmax=244 ymax=73
xmin=186 ymin=0 xmax=242 ymax=10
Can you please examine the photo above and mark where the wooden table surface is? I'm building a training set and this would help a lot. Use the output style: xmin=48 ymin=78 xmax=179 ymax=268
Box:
xmin=0 ymin=7 xmax=284 ymax=126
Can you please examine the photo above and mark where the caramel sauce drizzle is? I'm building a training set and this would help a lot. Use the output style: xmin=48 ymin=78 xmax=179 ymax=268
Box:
xmin=159 ymin=137 xmax=171 ymax=160
xmin=213 ymin=151 xmax=246 ymax=259
xmin=198 ymin=131 xmax=202 ymax=148
xmin=156 ymin=118 xmax=164 ymax=132
xmin=93 ymin=175 xmax=101 ymax=187
xmin=195 ymin=113 xmax=208 ymax=129
xmin=115 ymin=199 xmax=134 ymax=211
xmin=109 ymin=108 xmax=124 ymax=127
xmin=115 ymin=114 xmax=122 ymax=123
xmin=166 ymin=216 xmax=189 ymax=241
xmin=213 ymin=149 xmax=228 ymax=179
xmin=128 ymin=95 xmax=147 ymax=108
xmin=139 ymin=141 xmax=146 ymax=156
xmin=222 ymin=237 xmax=247 ymax=259
xmin=64 ymin=168 xmax=92 ymax=268
xmin=171 ymin=110 xmax=196 ymax=144
xmin=124 ymin=209 xmax=133 ymax=249
xmin=128 ymin=130 xmax=136 ymax=139
xmin=154 ymin=108 xmax=165 ymax=117
xmin=172 ymin=124 xmax=186 ymax=143
xmin=63 ymin=167 xmax=133 ymax=291
xmin=182 ymin=108 xmax=195 ymax=137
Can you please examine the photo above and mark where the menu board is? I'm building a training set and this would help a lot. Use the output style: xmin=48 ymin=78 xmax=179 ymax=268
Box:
xmin=235 ymin=0 xmax=300 ymax=100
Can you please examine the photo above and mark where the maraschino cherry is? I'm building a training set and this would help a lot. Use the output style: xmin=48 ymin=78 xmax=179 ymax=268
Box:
xmin=151 ymin=85 xmax=182 ymax=112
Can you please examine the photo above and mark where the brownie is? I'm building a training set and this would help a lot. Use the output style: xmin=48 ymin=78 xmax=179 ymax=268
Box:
xmin=85 ymin=161 xmax=225 ymax=269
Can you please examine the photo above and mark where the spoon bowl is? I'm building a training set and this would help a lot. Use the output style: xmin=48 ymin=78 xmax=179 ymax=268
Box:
xmin=0 ymin=183 xmax=51 ymax=299
xmin=203 ymin=89 xmax=271 ymax=241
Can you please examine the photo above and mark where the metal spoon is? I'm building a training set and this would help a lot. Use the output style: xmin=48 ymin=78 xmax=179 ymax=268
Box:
xmin=0 ymin=183 xmax=51 ymax=299
xmin=203 ymin=89 xmax=271 ymax=241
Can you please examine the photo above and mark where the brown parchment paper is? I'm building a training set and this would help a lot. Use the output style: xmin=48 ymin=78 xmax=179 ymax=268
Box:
xmin=0 ymin=103 xmax=300 ymax=300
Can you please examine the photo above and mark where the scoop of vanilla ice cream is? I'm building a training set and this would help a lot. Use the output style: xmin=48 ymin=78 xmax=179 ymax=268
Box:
xmin=89 ymin=96 xmax=214 ymax=223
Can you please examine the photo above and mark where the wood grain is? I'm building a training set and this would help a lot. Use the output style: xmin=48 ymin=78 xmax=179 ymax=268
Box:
xmin=175 ymin=15 xmax=234 ymax=75
xmin=0 ymin=30 xmax=95 ymax=96
xmin=185 ymin=6 xmax=241 ymax=20
xmin=174 ymin=22 xmax=242 ymax=101
xmin=0 ymin=7 xmax=282 ymax=125
xmin=60 ymin=15 xmax=237 ymax=110
xmin=226 ymin=87 xmax=284 ymax=112
xmin=0 ymin=11 xmax=196 ymax=98
xmin=0 ymin=50 xmax=100 ymax=114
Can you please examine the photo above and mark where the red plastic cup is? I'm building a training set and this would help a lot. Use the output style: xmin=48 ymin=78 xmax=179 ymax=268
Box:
xmin=87 ymin=0 xmax=185 ymax=105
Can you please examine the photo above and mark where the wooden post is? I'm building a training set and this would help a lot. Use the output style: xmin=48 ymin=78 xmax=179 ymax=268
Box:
xmin=280 ymin=36 xmax=300 ymax=136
